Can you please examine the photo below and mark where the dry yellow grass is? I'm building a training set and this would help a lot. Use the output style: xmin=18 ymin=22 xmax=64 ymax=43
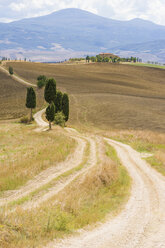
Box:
xmin=156 ymin=150 xmax=165 ymax=164
xmin=105 ymin=130 xmax=165 ymax=146
xmin=0 ymin=143 xmax=130 ymax=248
xmin=0 ymin=123 xmax=76 ymax=193
xmin=146 ymin=150 xmax=165 ymax=176
xmin=105 ymin=130 xmax=165 ymax=175
xmin=57 ymin=156 xmax=118 ymax=220
xmin=0 ymin=61 xmax=164 ymax=247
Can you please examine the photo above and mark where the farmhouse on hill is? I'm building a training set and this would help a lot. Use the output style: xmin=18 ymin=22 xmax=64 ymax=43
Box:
xmin=99 ymin=53 xmax=119 ymax=59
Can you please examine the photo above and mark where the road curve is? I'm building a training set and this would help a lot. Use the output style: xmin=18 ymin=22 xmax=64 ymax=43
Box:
xmin=34 ymin=108 xmax=48 ymax=131
xmin=0 ymin=64 xmax=36 ymax=87
xmin=45 ymin=138 xmax=165 ymax=248
xmin=0 ymin=110 xmax=86 ymax=207
xmin=1 ymin=66 xmax=164 ymax=247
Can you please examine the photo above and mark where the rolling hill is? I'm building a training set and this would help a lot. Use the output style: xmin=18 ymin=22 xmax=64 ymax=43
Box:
xmin=1 ymin=8 xmax=165 ymax=62
xmin=4 ymin=62 xmax=165 ymax=132
xmin=0 ymin=68 xmax=44 ymax=119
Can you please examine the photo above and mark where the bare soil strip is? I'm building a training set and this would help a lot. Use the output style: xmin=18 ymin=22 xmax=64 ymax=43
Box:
xmin=45 ymin=138 xmax=165 ymax=248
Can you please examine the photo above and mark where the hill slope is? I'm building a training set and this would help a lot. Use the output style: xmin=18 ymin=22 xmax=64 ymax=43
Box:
xmin=0 ymin=68 xmax=44 ymax=119
xmin=1 ymin=8 xmax=165 ymax=62
xmin=4 ymin=62 xmax=165 ymax=132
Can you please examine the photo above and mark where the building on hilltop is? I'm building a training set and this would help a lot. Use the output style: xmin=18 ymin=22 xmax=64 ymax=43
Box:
xmin=99 ymin=53 xmax=119 ymax=59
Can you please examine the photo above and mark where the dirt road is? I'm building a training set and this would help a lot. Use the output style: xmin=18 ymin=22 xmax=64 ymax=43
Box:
xmin=0 ymin=110 xmax=87 ymax=207
xmin=0 ymin=64 xmax=36 ymax=87
xmin=46 ymin=138 xmax=165 ymax=248
xmin=0 ymin=109 xmax=98 ymax=211
xmin=1 ymin=68 xmax=164 ymax=247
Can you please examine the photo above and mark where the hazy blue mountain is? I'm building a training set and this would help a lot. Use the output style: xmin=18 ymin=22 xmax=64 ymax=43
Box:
xmin=0 ymin=8 xmax=165 ymax=61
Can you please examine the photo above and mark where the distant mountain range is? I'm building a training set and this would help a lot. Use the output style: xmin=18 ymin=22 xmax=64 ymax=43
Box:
xmin=0 ymin=8 xmax=165 ymax=62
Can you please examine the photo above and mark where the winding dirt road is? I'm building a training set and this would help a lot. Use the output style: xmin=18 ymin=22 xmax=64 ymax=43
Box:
xmin=0 ymin=111 xmax=87 ymax=207
xmin=0 ymin=135 xmax=86 ymax=207
xmin=46 ymin=139 xmax=165 ymax=248
xmin=0 ymin=109 xmax=98 ymax=211
xmin=0 ymin=64 xmax=36 ymax=87
xmin=1 ymin=67 xmax=164 ymax=247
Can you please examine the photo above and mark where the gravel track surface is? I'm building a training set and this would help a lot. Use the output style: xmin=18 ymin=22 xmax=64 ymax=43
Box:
xmin=45 ymin=138 xmax=165 ymax=248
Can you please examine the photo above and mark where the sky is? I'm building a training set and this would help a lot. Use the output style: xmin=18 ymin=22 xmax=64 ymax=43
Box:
xmin=0 ymin=0 xmax=165 ymax=25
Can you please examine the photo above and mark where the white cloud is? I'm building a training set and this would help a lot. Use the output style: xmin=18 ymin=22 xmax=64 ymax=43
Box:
xmin=0 ymin=0 xmax=164 ymax=25
xmin=10 ymin=2 xmax=26 ymax=11
xmin=0 ymin=39 xmax=13 ymax=44
xmin=103 ymin=0 xmax=165 ymax=25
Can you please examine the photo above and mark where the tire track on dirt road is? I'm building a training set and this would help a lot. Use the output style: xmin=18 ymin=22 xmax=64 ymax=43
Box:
xmin=0 ymin=111 xmax=87 ymax=207
xmin=15 ymin=135 xmax=97 ymax=211
xmin=45 ymin=138 xmax=165 ymax=248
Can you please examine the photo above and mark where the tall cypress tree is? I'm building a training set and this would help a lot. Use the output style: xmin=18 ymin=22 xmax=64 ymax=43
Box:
xmin=26 ymin=87 xmax=36 ymax=122
xmin=62 ymin=93 xmax=69 ymax=122
xmin=46 ymin=103 xmax=55 ymax=130
xmin=9 ymin=66 xmax=14 ymax=75
xmin=44 ymin=78 xmax=56 ymax=130
xmin=44 ymin=78 xmax=56 ymax=104
xmin=54 ymin=91 xmax=63 ymax=113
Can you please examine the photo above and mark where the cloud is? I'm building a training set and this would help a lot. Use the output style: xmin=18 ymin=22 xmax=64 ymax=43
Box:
xmin=0 ymin=39 xmax=14 ymax=44
xmin=0 ymin=0 xmax=165 ymax=25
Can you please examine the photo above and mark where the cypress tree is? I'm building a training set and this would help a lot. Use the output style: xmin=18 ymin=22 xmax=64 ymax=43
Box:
xmin=62 ymin=93 xmax=69 ymax=122
xmin=54 ymin=91 xmax=63 ymax=113
xmin=44 ymin=78 xmax=56 ymax=104
xmin=9 ymin=66 xmax=13 ymax=75
xmin=46 ymin=102 xmax=55 ymax=130
xmin=26 ymin=87 xmax=36 ymax=122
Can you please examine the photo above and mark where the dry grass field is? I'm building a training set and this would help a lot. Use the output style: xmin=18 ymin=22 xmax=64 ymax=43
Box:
xmin=0 ymin=69 xmax=44 ymax=120
xmin=4 ymin=62 xmax=164 ymax=175
xmin=0 ymin=61 xmax=164 ymax=247
xmin=0 ymin=141 xmax=130 ymax=248
xmin=0 ymin=123 xmax=76 ymax=193
xmin=5 ymin=62 xmax=165 ymax=132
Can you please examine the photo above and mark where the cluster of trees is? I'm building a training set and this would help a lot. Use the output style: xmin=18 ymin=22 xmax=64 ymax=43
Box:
xmin=26 ymin=77 xmax=69 ymax=129
xmin=1 ymin=57 xmax=30 ymax=62
xmin=147 ymin=61 xmax=165 ymax=65
xmin=86 ymin=55 xmax=120 ymax=63
xmin=37 ymin=75 xmax=47 ymax=88
xmin=69 ymin=58 xmax=85 ymax=62
xmin=85 ymin=55 xmax=142 ymax=63
xmin=120 ymin=57 xmax=142 ymax=63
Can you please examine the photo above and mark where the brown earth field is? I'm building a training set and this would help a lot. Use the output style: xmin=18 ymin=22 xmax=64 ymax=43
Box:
xmin=0 ymin=69 xmax=44 ymax=120
xmin=3 ymin=62 xmax=165 ymax=132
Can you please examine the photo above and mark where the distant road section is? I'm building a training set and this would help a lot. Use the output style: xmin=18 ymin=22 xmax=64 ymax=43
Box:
xmin=0 ymin=64 xmax=36 ymax=87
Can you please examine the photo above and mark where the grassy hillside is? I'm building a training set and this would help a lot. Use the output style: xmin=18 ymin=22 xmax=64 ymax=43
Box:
xmin=0 ymin=69 xmax=44 ymax=119
xmin=5 ymin=62 xmax=165 ymax=132
xmin=0 ymin=123 xmax=76 ymax=193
